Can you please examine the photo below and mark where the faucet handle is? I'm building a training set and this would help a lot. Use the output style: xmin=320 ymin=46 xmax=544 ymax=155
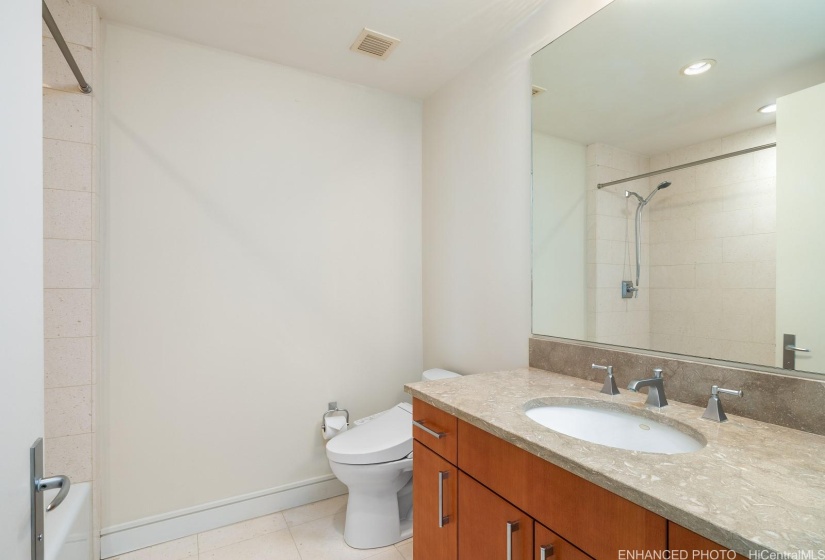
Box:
xmin=713 ymin=386 xmax=743 ymax=397
xmin=702 ymin=385 xmax=743 ymax=422
xmin=653 ymin=367 xmax=663 ymax=378
xmin=592 ymin=364 xmax=620 ymax=396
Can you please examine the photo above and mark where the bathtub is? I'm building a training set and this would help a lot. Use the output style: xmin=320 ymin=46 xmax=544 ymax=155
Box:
xmin=45 ymin=481 xmax=92 ymax=560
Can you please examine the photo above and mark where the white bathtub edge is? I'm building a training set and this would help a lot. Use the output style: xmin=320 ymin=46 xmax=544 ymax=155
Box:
xmin=100 ymin=474 xmax=346 ymax=558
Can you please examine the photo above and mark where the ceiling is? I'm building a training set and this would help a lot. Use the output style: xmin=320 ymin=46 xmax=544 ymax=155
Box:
xmin=88 ymin=0 xmax=547 ymax=99
xmin=531 ymin=0 xmax=825 ymax=155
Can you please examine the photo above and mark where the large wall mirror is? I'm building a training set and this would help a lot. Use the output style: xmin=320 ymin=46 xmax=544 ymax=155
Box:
xmin=531 ymin=0 xmax=825 ymax=378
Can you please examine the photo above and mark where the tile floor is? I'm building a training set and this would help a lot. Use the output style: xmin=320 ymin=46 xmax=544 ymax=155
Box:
xmin=110 ymin=495 xmax=414 ymax=560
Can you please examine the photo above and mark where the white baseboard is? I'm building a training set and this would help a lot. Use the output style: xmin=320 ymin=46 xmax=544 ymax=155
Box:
xmin=100 ymin=474 xmax=347 ymax=559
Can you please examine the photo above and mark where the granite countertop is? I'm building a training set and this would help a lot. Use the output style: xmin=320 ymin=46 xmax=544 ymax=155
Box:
xmin=404 ymin=368 xmax=825 ymax=556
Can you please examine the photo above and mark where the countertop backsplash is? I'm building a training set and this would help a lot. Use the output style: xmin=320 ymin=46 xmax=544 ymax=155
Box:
xmin=529 ymin=336 xmax=825 ymax=436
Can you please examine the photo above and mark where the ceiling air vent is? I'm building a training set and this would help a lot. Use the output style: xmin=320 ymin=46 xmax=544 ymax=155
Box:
xmin=532 ymin=85 xmax=547 ymax=96
xmin=350 ymin=28 xmax=400 ymax=60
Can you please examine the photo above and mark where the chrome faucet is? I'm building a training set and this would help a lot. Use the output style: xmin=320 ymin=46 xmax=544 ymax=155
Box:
xmin=627 ymin=368 xmax=668 ymax=407
xmin=702 ymin=385 xmax=743 ymax=422
xmin=591 ymin=363 xmax=620 ymax=395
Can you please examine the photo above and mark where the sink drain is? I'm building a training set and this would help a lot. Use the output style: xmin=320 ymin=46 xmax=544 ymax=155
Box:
xmin=639 ymin=424 xmax=651 ymax=431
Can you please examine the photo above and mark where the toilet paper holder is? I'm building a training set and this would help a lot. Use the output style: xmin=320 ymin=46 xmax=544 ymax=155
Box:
xmin=321 ymin=401 xmax=349 ymax=434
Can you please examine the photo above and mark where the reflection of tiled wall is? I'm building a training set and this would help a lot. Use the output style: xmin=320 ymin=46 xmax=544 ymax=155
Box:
xmin=42 ymin=0 xmax=100 ymax=555
xmin=586 ymin=144 xmax=650 ymax=349
xmin=646 ymin=126 xmax=776 ymax=367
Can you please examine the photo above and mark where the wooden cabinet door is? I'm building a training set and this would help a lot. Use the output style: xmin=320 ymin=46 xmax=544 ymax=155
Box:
xmin=413 ymin=440 xmax=457 ymax=560
xmin=459 ymin=471 xmax=534 ymax=560
xmin=535 ymin=523 xmax=593 ymax=560
xmin=669 ymin=522 xmax=747 ymax=560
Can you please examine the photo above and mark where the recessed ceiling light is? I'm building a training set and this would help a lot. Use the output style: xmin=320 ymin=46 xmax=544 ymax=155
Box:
xmin=758 ymin=103 xmax=777 ymax=114
xmin=680 ymin=59 xmax=716 ymax=76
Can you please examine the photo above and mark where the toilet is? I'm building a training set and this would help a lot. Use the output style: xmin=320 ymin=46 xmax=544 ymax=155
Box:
xmin=326 ymin=368 xmax=461 ymax=549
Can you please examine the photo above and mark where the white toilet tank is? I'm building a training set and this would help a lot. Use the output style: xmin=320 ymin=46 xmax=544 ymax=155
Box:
xmin=422 ymin=368 xmax=461 ymax=381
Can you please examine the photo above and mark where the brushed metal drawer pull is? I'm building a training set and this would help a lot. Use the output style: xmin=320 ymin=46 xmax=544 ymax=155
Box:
xmin=506 ymin=521 xmax=520 ymax=560
xmin=540 ymin=544 xmax=555 ymax=560
xmin=413 ymin=419 xmax=445 ymax=439
xmin=438 ymin=470 xmax=450 ymax=527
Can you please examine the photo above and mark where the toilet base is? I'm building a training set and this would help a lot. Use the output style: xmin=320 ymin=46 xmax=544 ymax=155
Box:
xmin=329 ymin=457 xmax=414 ymax=549
xmin=343 ymin=490 xmax=413 ymax=549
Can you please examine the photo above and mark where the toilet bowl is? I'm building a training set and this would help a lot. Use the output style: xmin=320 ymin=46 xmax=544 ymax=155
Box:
xmin=326 ymin=369 xmax=461 ymax=549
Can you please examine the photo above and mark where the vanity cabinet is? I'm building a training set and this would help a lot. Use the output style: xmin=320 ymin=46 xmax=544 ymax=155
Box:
xmin=412 ymin=398 xmax=743 ymax=560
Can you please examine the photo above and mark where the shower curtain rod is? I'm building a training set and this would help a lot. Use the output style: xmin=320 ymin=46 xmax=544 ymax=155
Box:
xmin=596 ymin=142 xmax=776 ymax=189
xmin=42 ymin=0 xmax=92 ymax=94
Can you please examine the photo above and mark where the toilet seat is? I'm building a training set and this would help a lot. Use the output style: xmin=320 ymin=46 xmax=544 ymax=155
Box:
xmin=326 ymin=403 xmax=412 ymax=465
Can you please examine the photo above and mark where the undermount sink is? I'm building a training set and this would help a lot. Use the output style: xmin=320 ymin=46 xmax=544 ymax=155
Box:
xmin=525 ymin=399 xmax=706 ymax=455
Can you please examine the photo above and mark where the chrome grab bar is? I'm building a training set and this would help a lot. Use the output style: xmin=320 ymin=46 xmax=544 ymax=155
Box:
xmin=412 ymin=419 xmax=445 ymax=439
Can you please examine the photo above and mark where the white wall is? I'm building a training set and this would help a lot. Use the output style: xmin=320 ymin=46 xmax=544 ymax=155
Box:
xmin=422 ymin=0 xmax=612 ymax=373
xmin=777 ymin=82 xmax=825 ymax=373
xmin=532 ymin=133 xmax=586 ymax=339
xmin=0 ymin=0 xmax=43 ymax=557
xmin=101 ymin=24 xmax=423 ymax=528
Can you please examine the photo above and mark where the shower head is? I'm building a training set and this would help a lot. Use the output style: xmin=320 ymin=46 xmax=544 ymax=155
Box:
xmin=644 ymin=180 xmax=672 ymax=204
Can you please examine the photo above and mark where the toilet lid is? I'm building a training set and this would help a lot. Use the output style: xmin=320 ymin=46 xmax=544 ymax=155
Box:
xmin=326 ymin=403 xmax=412 ymax=465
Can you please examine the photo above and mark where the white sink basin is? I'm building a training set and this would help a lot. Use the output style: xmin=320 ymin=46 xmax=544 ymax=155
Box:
xmin=526 ymin=400 xmax=705 ymax=455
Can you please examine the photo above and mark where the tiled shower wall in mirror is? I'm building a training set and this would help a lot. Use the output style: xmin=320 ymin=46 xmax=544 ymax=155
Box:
xmin=585 ymin=144 xmax=651 ymax=350
xmin=647 ymin=126 xmax=776 ymax=365
xmin=42 ymin=0 xmax=101 ymax=556
xmin=584 ymin=125 xmax=776 ymax=367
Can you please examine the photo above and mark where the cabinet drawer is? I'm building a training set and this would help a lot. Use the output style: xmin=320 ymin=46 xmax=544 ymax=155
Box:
xmin=458 ymin=420 xmax=666 ymax=560
xmin=669 ymin=522 xmax=746 ymax=559
xmin=413 ymin=440 xmax=458 ymax=560
xmin=535 ymin=523 xmax=593 ymax=560
xmin=412 ymin=398 xmax=458 ymax=464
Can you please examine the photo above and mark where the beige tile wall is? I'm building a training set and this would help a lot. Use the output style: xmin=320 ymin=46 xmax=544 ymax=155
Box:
xmin=585 ymin=126 xmax=777 ymax=367
xmin=646 ymin=126 xmax=777 ymax=366
xmin=585 ymin=143 xmax=651 ymax=350
xmin=42 ymin=0 xmax=101 ymax=556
